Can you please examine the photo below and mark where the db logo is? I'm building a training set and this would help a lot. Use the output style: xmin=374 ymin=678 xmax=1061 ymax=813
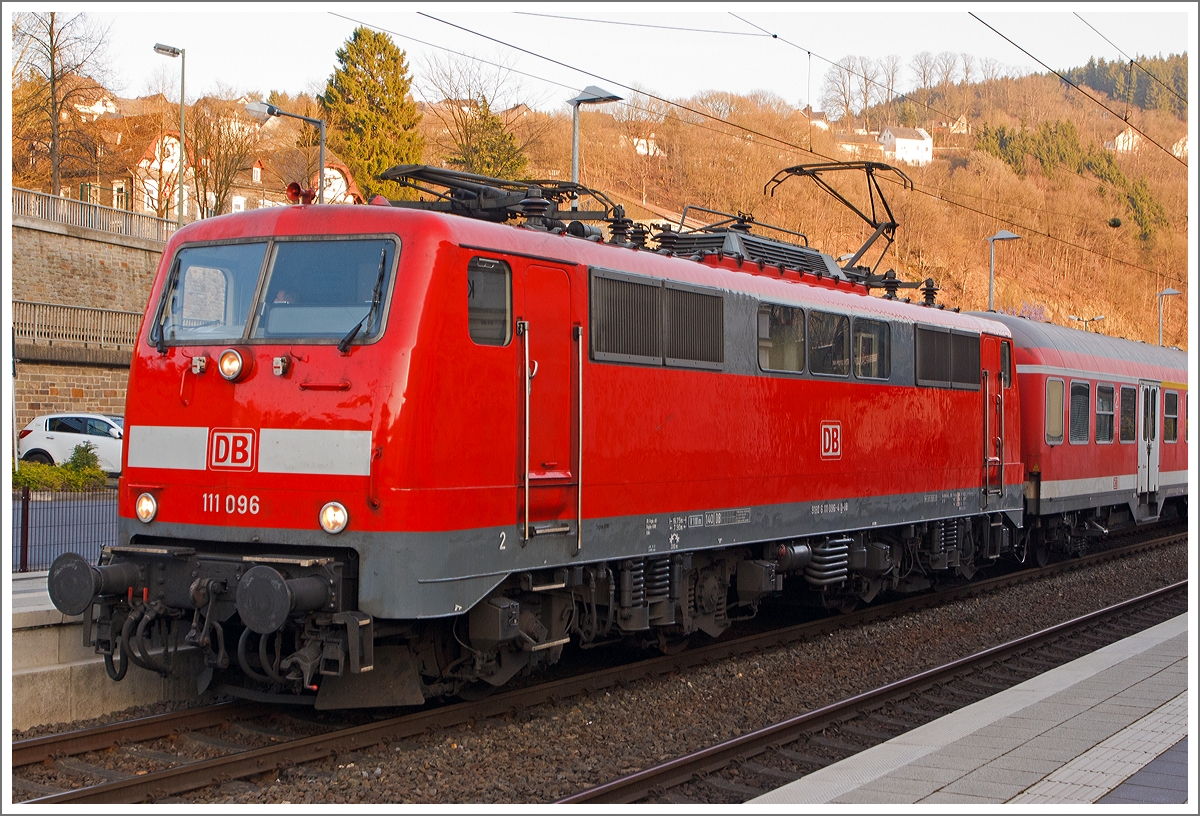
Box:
xmin=209 ymin=428 xmax=257 ymax=470
xmin=821 ymin=422 xmax=842 ymax=459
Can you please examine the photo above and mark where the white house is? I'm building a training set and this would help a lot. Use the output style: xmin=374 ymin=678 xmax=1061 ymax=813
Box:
xmin=1104 ymin=126 xmax=1144 ymax=154
xmin=878 ymin=126 xmax=933 ymax=166
xmin=800 ymin=105 xmax=830 ymax=131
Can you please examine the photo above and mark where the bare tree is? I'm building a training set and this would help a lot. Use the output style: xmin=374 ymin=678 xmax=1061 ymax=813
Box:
xmin=852 ymin=56 xmax=881 ymax=131
xmin=820 ymin=57 xmax=856 ymax=126
xmin=418 ymin=53 xmax=549 ymax=178
xmin=11 ymin=12 xmax=112 ymax=195
xmin=909 ymin=51 xmax=936 ymax=108
xmin=611 ymin=89 xmax=670 ymax=204
xmin=189 ymin=88 xmax=259 ymax=217
xmin=934 ymin=51 xmax=959 ymax=90
xmin=960 ymin=53 xmax=977 ymax=86
xmin=980 ymin=57 xmax=1004 ymax=84
xmin=880 ymin=55 xmax=903 ymax=104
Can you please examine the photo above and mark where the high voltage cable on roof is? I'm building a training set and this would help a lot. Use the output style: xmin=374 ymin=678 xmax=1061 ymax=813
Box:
xmin=333 ymin=12 xmax=1182 ymax=286
xmin=970 ymin=12 xmax=1187 ymax=168
xmin=1073 ymin=13 xmax=1188 ymax=106
xmin=516 ymin=12 xmax=770 ymax=37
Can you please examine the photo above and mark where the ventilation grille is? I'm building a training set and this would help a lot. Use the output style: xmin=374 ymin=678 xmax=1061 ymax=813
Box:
xmin=669 ymin=233 xmax=728 ymax=256
xmin=738 ymin=234 xmax=830 ymax=274
xmin=665 ymin=285 xmax=723 ymax=368
xmin=591 ymin=275 xmax=661 ymax=364
xmin=916 ymin=327 xmax=979 ymax=390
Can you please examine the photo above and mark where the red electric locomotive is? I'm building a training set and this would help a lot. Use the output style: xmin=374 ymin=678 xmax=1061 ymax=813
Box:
xmin=45 ymin=164 xmax=1176 ymax=707
xmin=981 ymin=313 xmax=1187 ymax=563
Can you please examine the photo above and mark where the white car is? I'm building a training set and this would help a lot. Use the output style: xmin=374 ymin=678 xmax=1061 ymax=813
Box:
xmin=18 ymin=413 xmax=124 ymax=474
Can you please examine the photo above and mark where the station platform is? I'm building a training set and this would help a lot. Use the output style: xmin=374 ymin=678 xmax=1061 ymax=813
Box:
xmin=751 ymin=612 xmax=1189 ymax=805
xmin=10 ymin=571 xmax=199 ymax=732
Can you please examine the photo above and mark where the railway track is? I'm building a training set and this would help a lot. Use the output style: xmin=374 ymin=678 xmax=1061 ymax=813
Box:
xmin=12 ymin=528 xmax=1185 ymax=804
xmin=557 ymin=580 xmax=1188 ymax=804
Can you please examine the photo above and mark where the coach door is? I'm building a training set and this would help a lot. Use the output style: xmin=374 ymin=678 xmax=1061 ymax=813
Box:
xmin=518 ymin=264 xmax=580 ymax=545
xmin=980 ymin=335 xmax=1006 ymax=508
xmin=1137 ymin=380 xmax=1160 ymax=496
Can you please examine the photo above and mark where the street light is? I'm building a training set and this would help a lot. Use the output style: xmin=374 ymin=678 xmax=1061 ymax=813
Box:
xmin=1069 ymin=315 xmax=1105 ymax=332
xmin=568 ymin=85 xmax=622 ymax=210
xmin=153 ymin=43 xmax=185 ymax=227
xmin=986 ymin=229 xmax=1021 ymax=311
xmin=246 ymin=101 xmax=327 ymax=203
xmin=1157 ymin=288 xmax=1180 ymax=346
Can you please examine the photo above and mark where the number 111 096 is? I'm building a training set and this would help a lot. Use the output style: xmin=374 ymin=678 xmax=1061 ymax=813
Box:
xmin=202 ymin=493 xmax=260 ymax=514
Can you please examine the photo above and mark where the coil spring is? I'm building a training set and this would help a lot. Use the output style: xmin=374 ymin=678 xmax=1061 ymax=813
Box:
xmin=620 ymin=559 xmax=645 ymax=608
xmin=645 ymin=557 xmax=670 ymax=603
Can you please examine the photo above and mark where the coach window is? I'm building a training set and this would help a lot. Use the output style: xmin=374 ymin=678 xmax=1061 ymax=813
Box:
xmin=1045 ymin=379 xmax=1064 ymax=445
xmin=757 ymin=303 xmax=804 ymax=373
xmin=1000 ymin=341 xmax=1012 ymax=387
xmin=467 ymin=257 xmax=512 ymax=346
xmin=1119 ymin=386 xmax=1137 ymax=443
xmin=1164 ymin=391 xmax=1179 ymax=443
xmin=1068 ymin=382 xmax=1090 ymax=444
xmin=809 ymin=311 xmax=850 ymax=376
xmin=853 ymin=318 xmax=890 ymax=379
xmin=1095 ymin=385 xmax=1115 ymax=443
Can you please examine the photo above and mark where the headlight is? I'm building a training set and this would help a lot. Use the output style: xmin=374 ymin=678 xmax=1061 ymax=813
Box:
xmin=319 ymin=501 xmax=348 ymax=534
xmin=135 ymin=492 xmax=158 ymax=523
xmin=218 ymin=349 xmax=244 ymax=381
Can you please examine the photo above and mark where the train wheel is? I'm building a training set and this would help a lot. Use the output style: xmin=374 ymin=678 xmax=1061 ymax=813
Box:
xmin=1033 ymin=536 xmax=1051 ymax=568
xmin=655 ymin=632 xmax=692 ymax=655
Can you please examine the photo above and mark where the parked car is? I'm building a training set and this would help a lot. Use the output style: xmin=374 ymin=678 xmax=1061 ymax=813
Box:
xmin=18 ymin=413 xmax=124 ymax=474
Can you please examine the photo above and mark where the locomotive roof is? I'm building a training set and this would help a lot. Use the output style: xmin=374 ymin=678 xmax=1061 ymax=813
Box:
xmin=164 ymin=204 xmax=1010 ymax=337
xmin=973 ymin=312 xmax=1187 ymax=382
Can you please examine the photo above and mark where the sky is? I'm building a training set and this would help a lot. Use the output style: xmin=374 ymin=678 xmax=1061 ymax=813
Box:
xmin=60 ymin=2 xmax=1194 ymax=114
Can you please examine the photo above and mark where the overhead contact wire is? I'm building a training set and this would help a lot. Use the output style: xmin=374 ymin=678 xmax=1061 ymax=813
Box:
xmin=969 ymin=12 xmax=1186 ymax=168
xmin=337 ymin=12 xmax=1182 ymax=285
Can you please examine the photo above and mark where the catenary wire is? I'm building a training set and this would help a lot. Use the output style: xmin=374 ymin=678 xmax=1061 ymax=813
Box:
xmin=332 ymin=12 xmax=1184 ymax=285
xmin=1073 ymin=13 xmax=1188 ymax=105
xmin=516 ymin=12 xmax=771 ymax=37
xmin=970 ymin=13 xmax=1186 ymax=168
xmin=729 ymin=12 xmax=1165 ymax=215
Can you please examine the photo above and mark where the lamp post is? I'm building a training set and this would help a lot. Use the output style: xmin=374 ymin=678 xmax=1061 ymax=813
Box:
xmin=246 ymin=101 xmax=326 ymax=203
xmin=153 ymin=43 xmax=185 ymax=226
xmin=568 ymin=85 xmax=622 ymax=210
xmin=1157 ymin=288 xmax=1180 ymax=346
xmin=1069 ymin=314 xmax=1105 ymax=332
xmin=986 ymin=229 xmax=1021 ymax=311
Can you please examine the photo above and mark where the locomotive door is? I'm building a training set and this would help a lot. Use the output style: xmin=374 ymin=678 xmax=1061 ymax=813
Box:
xmin=1136 ymin=380 xmax=1160 ymax=496
xmin=980 ymin=335 xmax=1005 ymax=507
xmin=518 ymin=264 xmax=579 ymax=543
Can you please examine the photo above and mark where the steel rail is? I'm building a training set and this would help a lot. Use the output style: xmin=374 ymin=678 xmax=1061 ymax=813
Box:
xmin=12 ymin=701 xmax=262 ymax=768
xmin=18 ymin=529 xmax=1184 ymax=803
xmin=557 ymin=580 xmax=1188 ymax=803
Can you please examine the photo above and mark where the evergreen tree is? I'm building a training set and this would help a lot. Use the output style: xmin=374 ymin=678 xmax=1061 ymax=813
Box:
xmin=445 ymin=97 xmax=528 ymax=179
xmin=323 ymin=27 xmax=423 ymax=200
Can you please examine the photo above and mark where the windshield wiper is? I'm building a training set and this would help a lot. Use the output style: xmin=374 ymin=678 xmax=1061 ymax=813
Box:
xmin=338 ymin=246 xmax=389 ymax=354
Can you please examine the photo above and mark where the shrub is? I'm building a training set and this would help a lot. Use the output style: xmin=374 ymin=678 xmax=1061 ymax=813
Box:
xmin=66 ymin=441 xmax=101 ymax=471
xmin=12 ymin=460 xmax=107 ymax=491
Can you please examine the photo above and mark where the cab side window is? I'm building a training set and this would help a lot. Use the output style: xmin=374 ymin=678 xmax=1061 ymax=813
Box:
xmin=467 ymin=257 xmax=512 ymax=346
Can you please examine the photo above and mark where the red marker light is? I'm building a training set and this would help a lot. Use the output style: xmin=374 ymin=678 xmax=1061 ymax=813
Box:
xmin=18 ymin=429 xmax=31 ymax=439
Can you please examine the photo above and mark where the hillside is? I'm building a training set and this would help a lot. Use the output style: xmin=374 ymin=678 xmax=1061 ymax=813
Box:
xmin=419 ymin=64 xmax=1188 ymax=349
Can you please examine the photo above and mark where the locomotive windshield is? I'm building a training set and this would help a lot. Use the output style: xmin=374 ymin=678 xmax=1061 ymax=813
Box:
xmin=153 ymin=236 xmax=398 ymax=347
